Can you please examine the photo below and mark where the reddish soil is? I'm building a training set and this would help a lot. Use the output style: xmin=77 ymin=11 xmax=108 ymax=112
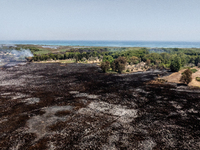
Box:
xmin=0 ymin=63 xmax=200 ymax=149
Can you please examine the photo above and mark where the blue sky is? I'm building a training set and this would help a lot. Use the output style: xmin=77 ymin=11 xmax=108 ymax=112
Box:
xmin=1 ymin=0 xmax=200 ymax=41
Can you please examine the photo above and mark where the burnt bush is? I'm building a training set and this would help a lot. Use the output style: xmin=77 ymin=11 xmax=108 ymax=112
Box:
xmin=114 ymin=56 xmax=127 ymax=73
xmin=180 ymin=69 xmax=192 ymax=84
xmin=100 ymin=61 xmax=110 ymax=73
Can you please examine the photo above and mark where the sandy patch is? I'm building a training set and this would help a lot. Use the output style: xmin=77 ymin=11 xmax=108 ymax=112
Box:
xmin=162 ymin=67 xmax=200 ymax=87
xmin=189 ymin=67 xmax=200 ymax=86
xmin=162 ymin=69 xmax=185 ymax=83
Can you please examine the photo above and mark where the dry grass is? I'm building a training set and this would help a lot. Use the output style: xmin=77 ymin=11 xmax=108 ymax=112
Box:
xmin=33 ymin=59 xmax=75 ymax=64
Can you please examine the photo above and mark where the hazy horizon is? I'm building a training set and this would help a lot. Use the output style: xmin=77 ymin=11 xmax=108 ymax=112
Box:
xmin=1 ymin=40 xmax=200 ymax=42
xmin=1 ymin=0 xmax=200 ymax=41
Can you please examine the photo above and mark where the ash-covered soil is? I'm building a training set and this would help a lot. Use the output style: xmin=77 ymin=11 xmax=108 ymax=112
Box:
xmin=0 ymin=63 xmax=200 ymax=150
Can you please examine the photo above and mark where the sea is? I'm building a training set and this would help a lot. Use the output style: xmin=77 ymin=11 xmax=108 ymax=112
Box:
xmin=1 ymin=40 xmax=200 ymax=48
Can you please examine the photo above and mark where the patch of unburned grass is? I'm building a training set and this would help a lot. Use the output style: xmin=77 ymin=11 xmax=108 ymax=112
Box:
xmin=59 ymin=59 xmax=75 ymax=63
xmin=181 ymin=67 xmax=191 ymax=70
xmin=59 ymin=49 xmax=68 ymax=52
xmin=196 ymin=77 xmax=200 ymax=81
xmin=190 ymin=68 xmax=197 ymax=73
xmin=33 ymin=49 xmax=51 ymax=55
xmin=34 ymin=59 xmax=75 ymax=64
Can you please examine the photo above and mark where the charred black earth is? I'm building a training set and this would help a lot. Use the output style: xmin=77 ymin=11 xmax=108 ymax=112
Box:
xmin=0 ymin=63 xmax=200 ymax=149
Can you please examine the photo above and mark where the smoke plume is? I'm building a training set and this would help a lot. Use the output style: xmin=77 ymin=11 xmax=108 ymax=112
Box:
xmin=0 ymin=45 xmax=34 ymax=67
xmin=11 ymin=49 xmax=33 ymax=58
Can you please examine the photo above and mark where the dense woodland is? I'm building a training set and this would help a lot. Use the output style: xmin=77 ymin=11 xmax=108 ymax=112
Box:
xmin=23 ymin=46 xmax=200 ymax=72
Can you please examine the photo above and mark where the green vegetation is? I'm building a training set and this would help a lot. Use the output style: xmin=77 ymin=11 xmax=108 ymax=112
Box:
xmin=25 ymin=47 xmax=50 ymax=55
xmin=182 ymin=68 xmax=197 ymax=75
xmin=15 ymin=45 xmax=200 ymax=73
xmin=180 ymin=69 xmax=192 ymax=85
xmin=170 ymin=56 xmax=181 ymax=72
xmin=129 ymin=56 xmax=140 ymax=64
xmin=190 ymin=68 xmax=197 ymax=73
xmin=196 ymin=77 xmax=200 ymax=81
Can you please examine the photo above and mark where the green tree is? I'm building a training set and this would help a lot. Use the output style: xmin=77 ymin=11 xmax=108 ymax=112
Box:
xmin=160 ymin=53 xmax=171 ymax=64
xmin=180 ymin=69 xmax=192 ymax=84
xmin=103 ymin=55 xmax=114 ymax=63
xmin=144 ymin=53 xmax=163 ymax=64
xmin=110 ymin=61 xmax=115 ymax=71
xmin=129 ymin=56 xmax=140 ymax=64
xmin=195 ymin=56 xmax=200 ymax=66
xmin=177 ymin=53 xmax=187 ymax=67
xmin=170 ymin=56 xmax=181 ymax=72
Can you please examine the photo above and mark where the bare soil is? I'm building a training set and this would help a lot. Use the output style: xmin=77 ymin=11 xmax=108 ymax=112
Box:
xmin=162 ymin=67 xmax=200 ymax=87
xmin=0 ymin=63 xmax=200 ymax=149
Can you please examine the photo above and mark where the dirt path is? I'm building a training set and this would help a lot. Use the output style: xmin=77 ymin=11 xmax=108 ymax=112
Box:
xmin=162 ymin=69 xmax=186 ymax=83
xmin=189 ymin=67 xmax=200 ymax=86
xmin=162 ymin=67 xmax=200 ymax=87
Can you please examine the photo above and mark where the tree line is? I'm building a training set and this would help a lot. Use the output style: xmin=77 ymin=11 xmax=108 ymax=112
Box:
xmin=27 ymin=47 xmax=200 ymax=73
xmin=101 ymin=49 xmax=200 ymax=73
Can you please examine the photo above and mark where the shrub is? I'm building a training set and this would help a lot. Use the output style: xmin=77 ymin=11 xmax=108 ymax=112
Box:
xmin=155 ymin=60 xmax=161 ymax=66
xmin=195 ymin=56 xmax=200 ymax=66
xmin=180 ymin=69 xmax=192 ymax=85
xmin=100 ymin=61 xmax=110 ymax=73
xmin=182 ymin=68 xmax=197 ymax=75
xmin=152 ymin=65 xmax=156 ymax=70
xmin=190 ymin=68 xmax=197 ymax=73
xmin=129 ymin=56 xmax=140 ymax=64
xmin=103 ymin=55 xmax=114 ymax=63
xmin=170 ymin=56 xmax=181 ymax=72
xmin=114 ymin=57 xmax=127 ymax=73
xmin=110 ymin=61 xmax=115 ymax=71
xmin=158 ymin=63 xmax=164 ymax=69
xmin=196 ymin=77 xmax=200 ymax=81
xmin=164 ymin=64 xmax=170 ymax=69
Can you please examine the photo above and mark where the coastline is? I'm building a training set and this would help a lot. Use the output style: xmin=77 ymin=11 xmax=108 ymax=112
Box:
xmin=1 ymin=41 xmax=200 ymax=48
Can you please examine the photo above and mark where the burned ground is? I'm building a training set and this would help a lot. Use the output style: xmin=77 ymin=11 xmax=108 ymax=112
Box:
xmin=0 ymin=63 xmax=200 ymax=149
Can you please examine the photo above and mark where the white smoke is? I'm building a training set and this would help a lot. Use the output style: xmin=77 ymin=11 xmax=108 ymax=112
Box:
xmin=0 ymin=48 xmax=34 ymax=67
xmin=11 ymin=49 xmax=33 ymax=57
